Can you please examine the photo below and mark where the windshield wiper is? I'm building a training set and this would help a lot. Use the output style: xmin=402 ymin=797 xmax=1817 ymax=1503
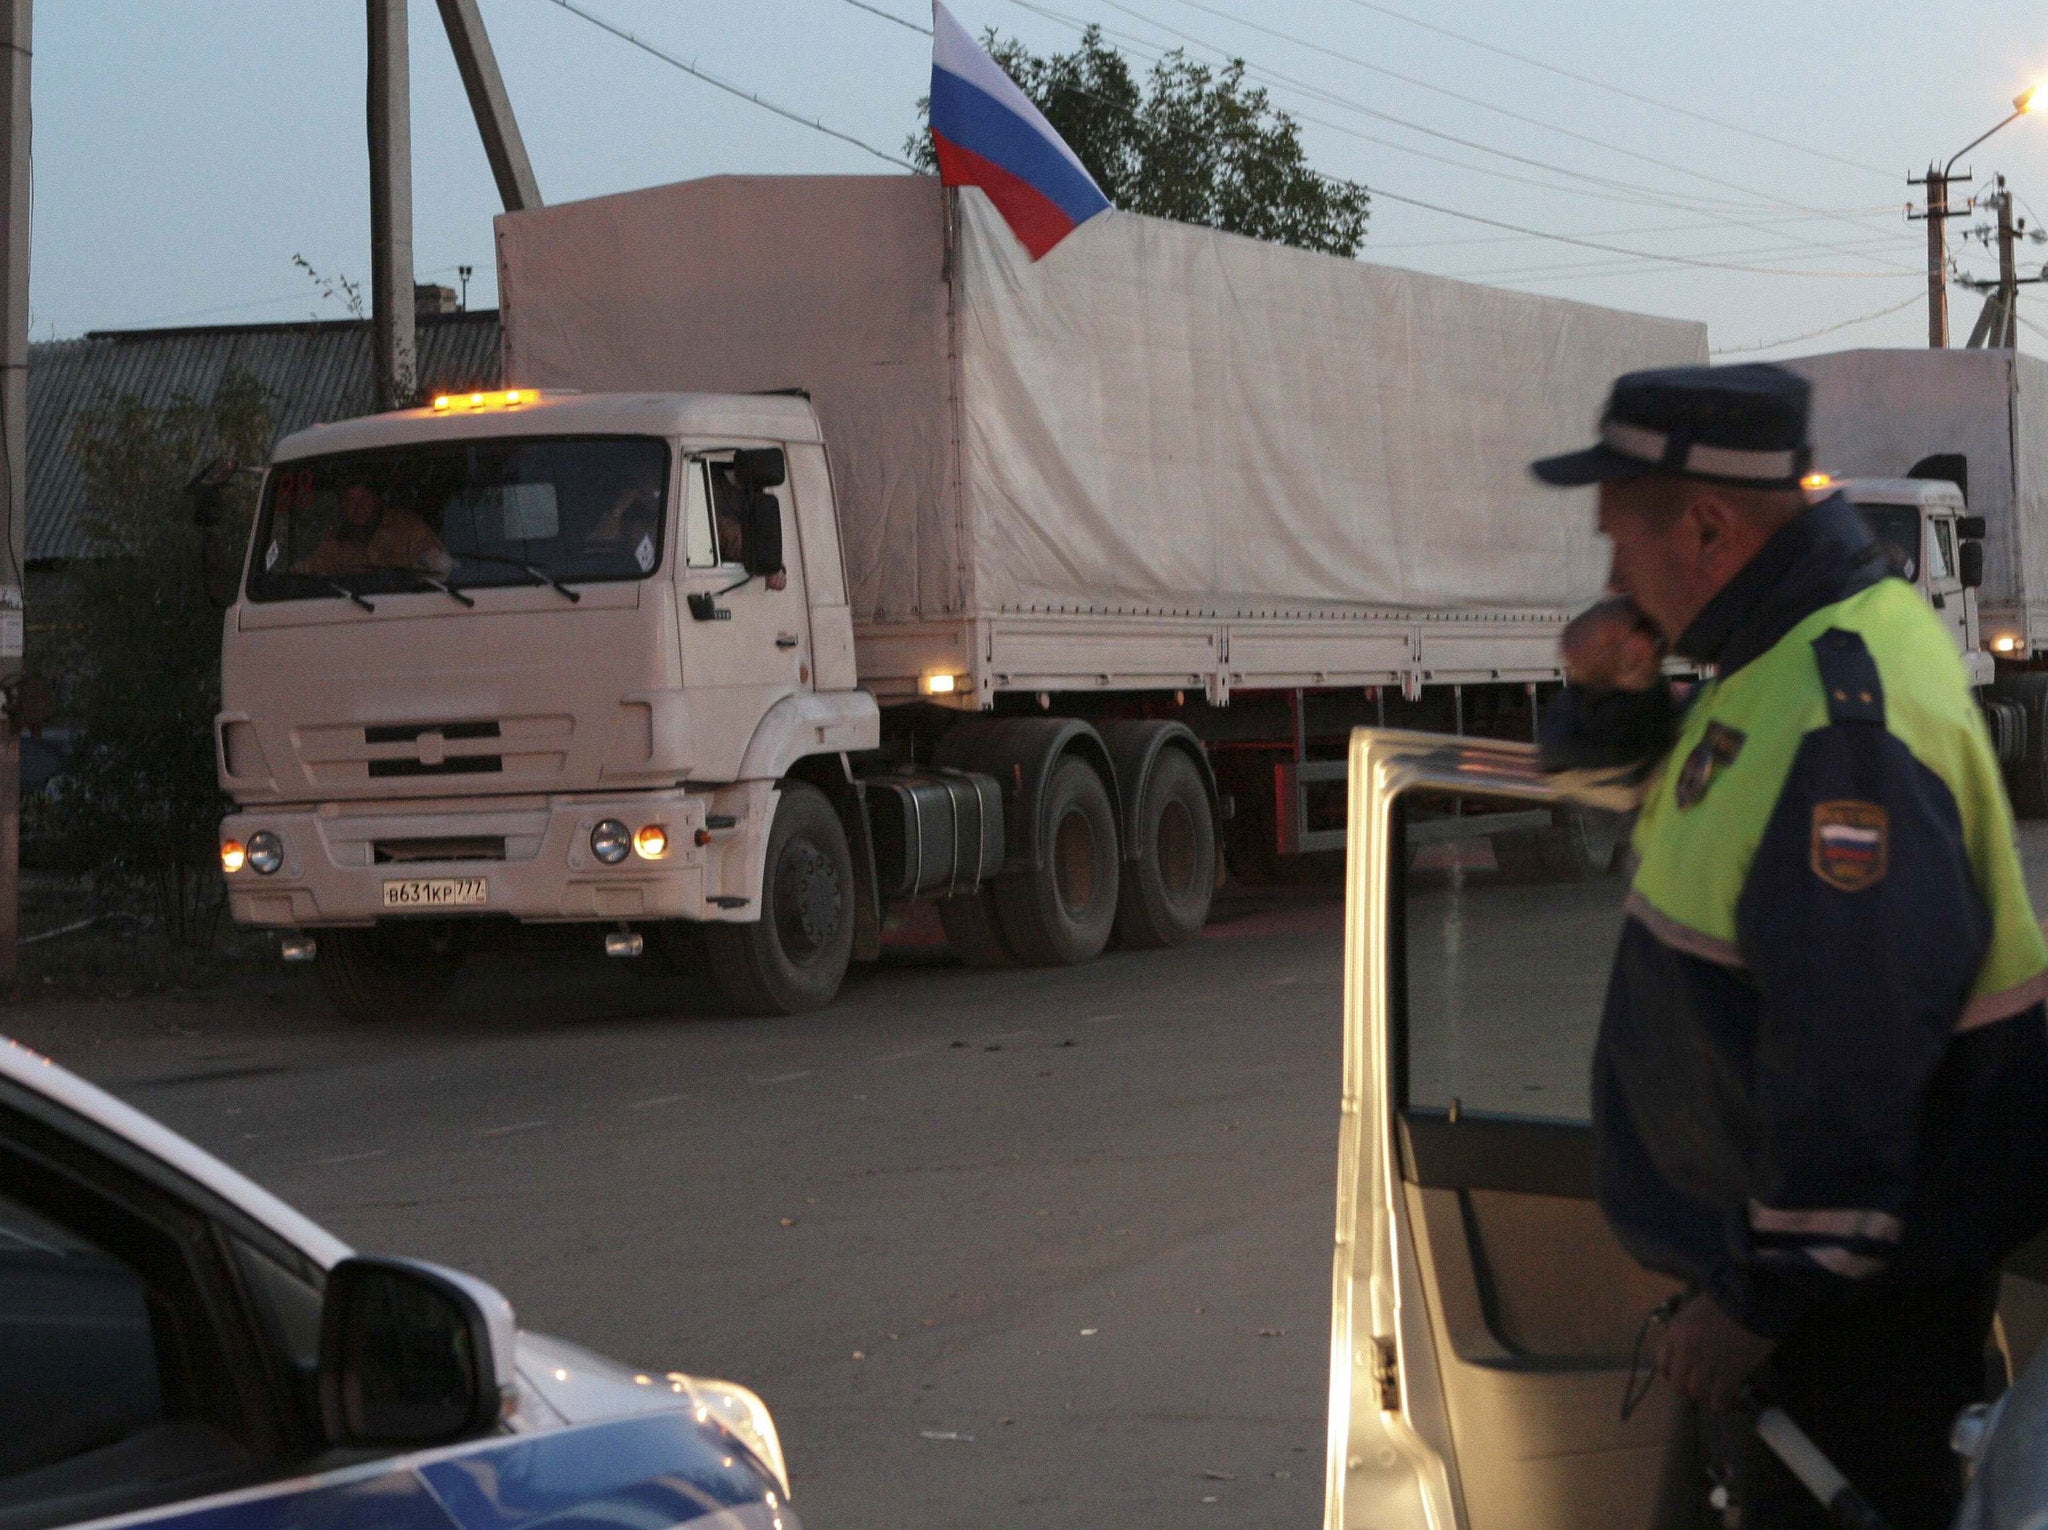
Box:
xmin=389 ymin=568 xmax=476 ymax=608
xmin=312 ymin=577 xmax=375 ymax=613
xmin=453 ymin=553 xmax=581 ymax=603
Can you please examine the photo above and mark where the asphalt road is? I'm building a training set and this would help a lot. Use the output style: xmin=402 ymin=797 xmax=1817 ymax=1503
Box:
xmin=8 ymin=890 xmax=1348 ymax=1530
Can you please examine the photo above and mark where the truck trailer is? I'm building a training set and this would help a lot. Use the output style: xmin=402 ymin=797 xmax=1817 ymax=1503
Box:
xmin=215 ymin=177 xmax=1704 ymax=1017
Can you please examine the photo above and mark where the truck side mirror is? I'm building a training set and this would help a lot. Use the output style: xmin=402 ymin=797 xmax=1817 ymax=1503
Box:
xmin=742 ymin=490 xmax=784 ymax=578
xmin=733 ymin=447 xmax=786 ymax=489
xmin=1961 ymin=540 xmax=1986 ymax=590
xmin=318 ymin=1256 xmax=515 ymax=1447
xmin=185 ymin=456 xmax=240 ymax=529
xmin=1958 ymin=515 xmax=1989 ymax=541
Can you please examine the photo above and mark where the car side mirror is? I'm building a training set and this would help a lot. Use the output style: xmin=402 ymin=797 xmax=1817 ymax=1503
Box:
xmin=1961 ymin=540 xmax=1986 ymax=590
xmin=733 ymin=447 xmax=786 ymax=489
xmin=742 ymin=490 xmax=784 ymax=578
xmin=318 ymin=1256 xmax=516 ymax=1447
xmin=1958 ymin=515 xmax=1988 ymax=541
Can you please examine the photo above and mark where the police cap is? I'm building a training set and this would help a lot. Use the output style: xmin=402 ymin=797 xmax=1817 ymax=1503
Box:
xmin=1531 ymin=362 xmax=1813 ymax=490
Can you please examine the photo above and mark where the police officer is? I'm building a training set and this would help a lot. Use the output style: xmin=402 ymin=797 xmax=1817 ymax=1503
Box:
xmin=1532 ymin=364 xmax=2048 ymax=1528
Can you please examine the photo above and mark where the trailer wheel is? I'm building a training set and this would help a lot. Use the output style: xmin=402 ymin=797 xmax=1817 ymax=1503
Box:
xmin=1997 ymin=674 xmax=2048 ymax=818
xmin=315 ymin=924 xmax=459 ymax=1022
xmin=704 ymin=783 xmax=855 ymax=1014
xmin=937 ymin=889 xmax=1013 ymax=967
xmin=992 ymin=756 xmax=1120 ymax=965
xmin=1491 ymin=805 xmax=1625 ymax=882
xmin=1114 ymin=748 xmax=1216 ymax=948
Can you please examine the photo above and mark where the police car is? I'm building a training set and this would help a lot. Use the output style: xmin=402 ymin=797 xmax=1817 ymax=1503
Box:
xmin=0 ymin=1035 xmax=795 ymax=1530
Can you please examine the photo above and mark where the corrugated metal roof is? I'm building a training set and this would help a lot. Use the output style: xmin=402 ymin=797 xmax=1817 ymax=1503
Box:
xmin=27 ymin=312 xmax=501 ymax=562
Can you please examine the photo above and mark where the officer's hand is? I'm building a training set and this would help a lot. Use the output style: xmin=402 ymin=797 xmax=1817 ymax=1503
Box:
xmin=1561 ymin=597 xmax=1665 ymax=692
xmin=1656 ymin=1294 xmax=1775 ymax=1415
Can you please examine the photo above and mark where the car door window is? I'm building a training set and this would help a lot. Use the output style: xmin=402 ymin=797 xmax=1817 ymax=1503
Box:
xmin=1402 ymin=791 xmax=1629 ymax=1123
xmin=0 ymin=1194 xmax=164 ymax=1484
xmin=0 ymin=1100 xmax=286 ymax=1530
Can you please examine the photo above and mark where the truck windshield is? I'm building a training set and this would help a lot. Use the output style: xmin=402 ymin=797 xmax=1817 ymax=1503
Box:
xmin=1856 ymin=503 xmax=1921 ymax=582
xmin=246 ymin=436 xmax=670 ymax=602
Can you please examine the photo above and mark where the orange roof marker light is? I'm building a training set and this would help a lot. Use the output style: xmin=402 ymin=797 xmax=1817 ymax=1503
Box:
xmin=427 ymin=389 xmax=538 ymax=414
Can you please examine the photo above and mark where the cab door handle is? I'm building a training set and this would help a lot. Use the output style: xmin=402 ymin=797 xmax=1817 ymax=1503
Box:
xmin=776 ymin=634 xmax=800 ymax=648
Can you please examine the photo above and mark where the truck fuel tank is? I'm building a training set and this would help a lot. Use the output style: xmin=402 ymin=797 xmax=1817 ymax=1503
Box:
xmin=864 ymin=770 xmax=1004 ymax=900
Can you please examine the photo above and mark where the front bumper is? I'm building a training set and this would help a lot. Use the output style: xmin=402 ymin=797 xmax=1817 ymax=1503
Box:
xmin=221 ymin=783 xmax=775 ymax=928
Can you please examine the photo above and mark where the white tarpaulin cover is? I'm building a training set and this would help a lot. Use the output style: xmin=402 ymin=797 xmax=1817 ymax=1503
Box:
xmin=1787 ymin=348 xmax=2048 ymax=632
xmin=499 ymin=176 xmax=1705 ymax=626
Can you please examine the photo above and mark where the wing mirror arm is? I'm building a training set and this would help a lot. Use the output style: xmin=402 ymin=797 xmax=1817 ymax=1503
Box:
xmin=317 ymin=1256 xmax=518 ymax=1448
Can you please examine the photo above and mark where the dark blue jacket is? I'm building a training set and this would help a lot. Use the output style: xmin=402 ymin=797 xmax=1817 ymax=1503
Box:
xmin=1546 ymin=497 xmax=2048 ymax=1335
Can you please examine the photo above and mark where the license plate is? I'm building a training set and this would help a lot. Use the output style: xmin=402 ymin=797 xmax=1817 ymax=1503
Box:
xmin=381 ymin=877 xmax=487 ymax=910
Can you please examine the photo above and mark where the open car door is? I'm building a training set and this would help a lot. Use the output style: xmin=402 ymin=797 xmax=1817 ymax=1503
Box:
xmin=1326 ymin=726 xmax=2048 ymax=1530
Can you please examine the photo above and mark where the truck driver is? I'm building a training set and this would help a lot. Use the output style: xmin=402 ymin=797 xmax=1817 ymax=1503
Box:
xmin=295 ymin=482 xmax=455 ymax=579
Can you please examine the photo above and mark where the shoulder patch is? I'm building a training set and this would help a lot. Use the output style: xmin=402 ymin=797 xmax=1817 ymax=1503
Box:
xmin=1675 ymin=720 xmax=1746 ymax=809
xmin=1811 ymin=627 xmax=1885 ymax=724
xmin=1811 ymin=800 xmax=1889 ymax=892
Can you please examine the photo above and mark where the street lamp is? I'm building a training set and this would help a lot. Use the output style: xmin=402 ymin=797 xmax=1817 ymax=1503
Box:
xmin=1914 ymin=88 xmax=2042 ymax=347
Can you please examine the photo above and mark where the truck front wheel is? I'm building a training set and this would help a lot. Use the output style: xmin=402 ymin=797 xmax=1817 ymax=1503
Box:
xmin=315 ymin=923 xmax=459 ymax=1022
xmin=704 ymin=783 xmax=855 ymax=1015
xmin=991 ymin=756 xmax=1120 ymax=965
xmin=1996 ymin=673 xmax=2048 ymax=818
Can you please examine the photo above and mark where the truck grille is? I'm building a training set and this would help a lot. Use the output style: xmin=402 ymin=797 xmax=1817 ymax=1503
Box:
xmin=368 ymin=755 xmax=504 ymax=778
xmin=373 ymin=836 xmax=507 ymax=863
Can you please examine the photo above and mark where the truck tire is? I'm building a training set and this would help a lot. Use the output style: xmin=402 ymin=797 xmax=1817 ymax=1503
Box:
xmin=991 ymin=755 xmax=1120 ymax=965
xmin=937 ymin=889 xmax=1013 ymax=967
xmin=1998 ymin=673 xmax=2048 ymax=819
xmin=1114 ymin=747 xmax=1216 ymax=948
xmin=704 ymin=783 xmax=855 ymax=1015
xmin=315 ymin=924 xmax=458 ymax=1022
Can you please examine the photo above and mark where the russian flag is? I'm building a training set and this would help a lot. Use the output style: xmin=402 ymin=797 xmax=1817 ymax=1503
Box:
xmin=928 ymin=1 xmax=1111 ymax=259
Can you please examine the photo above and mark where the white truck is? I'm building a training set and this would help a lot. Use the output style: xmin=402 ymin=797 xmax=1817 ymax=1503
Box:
xmin=1788 ymin=347 xmax=2048 ymax=811
xmin=213 ymin=177 xmax=1704 ymax=1018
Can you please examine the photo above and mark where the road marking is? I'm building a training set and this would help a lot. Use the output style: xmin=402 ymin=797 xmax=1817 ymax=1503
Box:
xmin=873 ymin=1047 xmax=933 ymax=1063
xmin=313 ymin=1148 xmax=388 ymax=1166
xmin=477 ymin=1120 xmax=549 ymax=1137
xmin=628 ymin=1092 xmax=692 ymax=1110
xmin=751 ymin=1071 xmax=813 ymax=1085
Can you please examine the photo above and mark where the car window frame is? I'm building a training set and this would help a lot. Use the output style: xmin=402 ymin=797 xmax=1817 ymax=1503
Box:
xmin=0 ymin=1080 xmax=327 ymax=1528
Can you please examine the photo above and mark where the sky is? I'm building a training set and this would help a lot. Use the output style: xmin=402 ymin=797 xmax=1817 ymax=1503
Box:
xmin=24 ymin=0 xmax=2048 ymax=362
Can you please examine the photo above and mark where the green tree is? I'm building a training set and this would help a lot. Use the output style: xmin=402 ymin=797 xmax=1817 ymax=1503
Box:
xmin=38 ymin=371 xmax=272 ymax=944
xmin=912 ymin=26 xmax=1369 ymax=257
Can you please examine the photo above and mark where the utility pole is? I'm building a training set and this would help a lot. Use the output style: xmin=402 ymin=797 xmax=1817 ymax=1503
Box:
xmin=367 ymin=0 xmax=416 ymax=411
xmin=1996 ymin=178 xmax=2020 ymax=348
xmin=0 ymin=0 xmax=27 ymax=982
xmin=435 ymin=0 xmax=541 ymax=213
xmin=1910 ymin=164 xmax=1970 ymax=347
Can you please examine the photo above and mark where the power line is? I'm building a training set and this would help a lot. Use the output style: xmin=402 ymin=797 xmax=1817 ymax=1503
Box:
xmin=1371 ymin=208 xmax=1908 ymax=251
xmin=1330 ymin=0 xmax=1894 ymax=180
xmin=838 ymin=0 xmax=929 ymax=34
xmin=542 ymin=0 xmax=915 ymax=169
xmin=1709 ymin=293 xmax=1924 ymax=355
xmin=1095 ymin=0 xmax=1916 ymax=269
xmin=989 ymin=2 xmax=1916 ymax=279
xmin=1460 ymin=234 xmax=1910 ymax=285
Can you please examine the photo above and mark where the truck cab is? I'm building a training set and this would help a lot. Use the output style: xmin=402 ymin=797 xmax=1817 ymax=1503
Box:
xmin=1831 ymin=475 xmax=1991 ymax=685
xmin=216 ymin=389 xmax=880 ymax=1017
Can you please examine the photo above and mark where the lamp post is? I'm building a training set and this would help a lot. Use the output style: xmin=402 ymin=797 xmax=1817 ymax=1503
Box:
xmin=1912 ymin=88 xmax=2039 ymax=348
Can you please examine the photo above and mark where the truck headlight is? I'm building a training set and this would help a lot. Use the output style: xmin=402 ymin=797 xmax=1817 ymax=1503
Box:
xmin=634 ymin=824 xmax=669 ymax=859
xmin=246 ymin=831 xmax=284 ymax=875
xmin=591 ymin=819 xmax=632 ymax=865
xmin=220 ymin=839 xmax=247 ymax=874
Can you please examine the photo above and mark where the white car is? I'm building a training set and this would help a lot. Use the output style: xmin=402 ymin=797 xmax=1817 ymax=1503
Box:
xmin=0 ymin=1036 xmax=794 ymax=1530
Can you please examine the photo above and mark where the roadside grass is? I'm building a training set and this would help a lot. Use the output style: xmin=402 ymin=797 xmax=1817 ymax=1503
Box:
xmin=14 ymin=870 xmax=272 ymax=1000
